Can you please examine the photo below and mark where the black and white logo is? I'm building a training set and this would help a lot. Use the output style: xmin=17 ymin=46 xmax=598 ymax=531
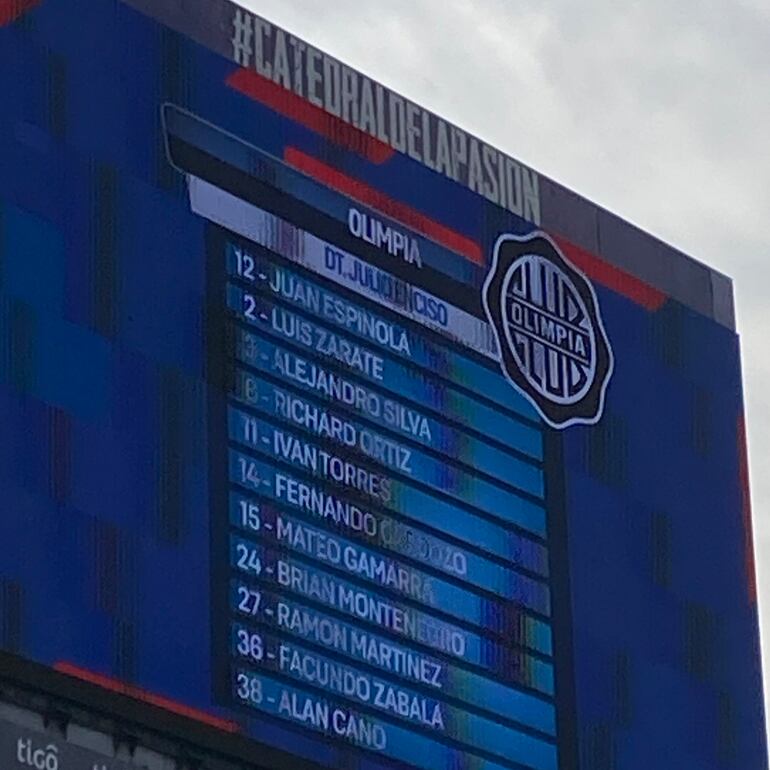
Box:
xmin=483 ymin=232 xmax=613 ymax=429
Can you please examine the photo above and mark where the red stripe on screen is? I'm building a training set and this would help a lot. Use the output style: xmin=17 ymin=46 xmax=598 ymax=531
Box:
xmin=54 ymin=662 xmax=240 ymax=733
xmin=0 ymin=0 xmax=41 ymax=25
xmin=553 ymin=235 xmax=667 ymax=311
xmin=284 ymin=147 xmax=485 ymax=265
xmin=227 ymin=68 xmax=395 ymax=165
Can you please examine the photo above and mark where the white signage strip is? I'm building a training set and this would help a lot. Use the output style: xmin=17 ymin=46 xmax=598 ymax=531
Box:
xmin=0 ymin=720 xmax=136 ymax=770
xmin=188 ymin=176 xmax=501 ymax=361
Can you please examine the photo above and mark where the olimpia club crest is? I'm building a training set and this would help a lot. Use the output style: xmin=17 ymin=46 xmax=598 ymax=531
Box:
xmin=483 ymin=232 xmax=613 ymax=429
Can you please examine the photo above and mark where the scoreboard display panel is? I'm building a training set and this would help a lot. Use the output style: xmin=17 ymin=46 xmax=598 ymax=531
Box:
xmin=0 ymin=2 xmax=766 ymax=770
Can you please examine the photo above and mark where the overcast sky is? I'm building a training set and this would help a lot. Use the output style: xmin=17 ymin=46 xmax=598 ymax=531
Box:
xmin=242 ymin=0 xmax=770 ymax=723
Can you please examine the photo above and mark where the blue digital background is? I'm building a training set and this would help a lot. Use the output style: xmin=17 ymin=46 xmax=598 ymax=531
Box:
xmin=0 ymin=1 xmax=766 ymax=769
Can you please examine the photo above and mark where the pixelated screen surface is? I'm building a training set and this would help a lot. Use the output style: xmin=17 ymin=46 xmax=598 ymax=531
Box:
xmin=0 ymin=2 xmax=765 ymax=769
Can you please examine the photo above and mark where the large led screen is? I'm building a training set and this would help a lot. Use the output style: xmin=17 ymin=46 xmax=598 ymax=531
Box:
xmin=0 ymin=2 xmax=765 ymax=769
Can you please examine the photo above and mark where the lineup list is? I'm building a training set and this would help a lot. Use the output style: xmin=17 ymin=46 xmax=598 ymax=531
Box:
xmin=211 ymin=204 xmax=560 ymax=770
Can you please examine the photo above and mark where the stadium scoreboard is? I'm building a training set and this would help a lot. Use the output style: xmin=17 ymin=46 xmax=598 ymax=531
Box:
xmin=0 ymin=2 xmax=766 ymax=770
xmin=189 ymin=108 xmax=563 ymax=769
